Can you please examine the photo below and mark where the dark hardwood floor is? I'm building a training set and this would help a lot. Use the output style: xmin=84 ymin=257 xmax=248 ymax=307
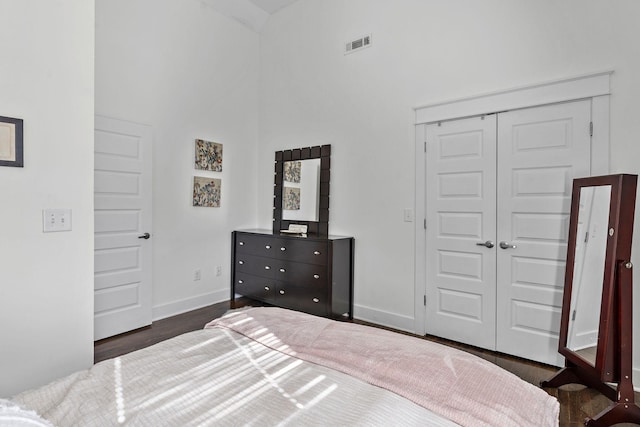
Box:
xmin=94 ymin=300 xmax=638 ymax=426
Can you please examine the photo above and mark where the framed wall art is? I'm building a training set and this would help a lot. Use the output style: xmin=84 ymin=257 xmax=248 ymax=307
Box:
xmin=195 ymin=139 xmax=223 ymax=172
xmin=193 ymin=176 xmax=221 ymax=207
xmin=0 ymin=116 xmax=24 ymax=167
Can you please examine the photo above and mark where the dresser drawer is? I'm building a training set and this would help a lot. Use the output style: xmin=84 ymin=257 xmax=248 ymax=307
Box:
xmin=234 ymin=272 xmax=276 ymax=303
xmin=235 ymin=254 xmax=279 ymax=278
xmin=235 ymin=233 xmax=328 ymax=266
xmin=275 ymin=284 xmax=328 ymax=317
xmin=273 ymin=261 xmax=326 ymax=287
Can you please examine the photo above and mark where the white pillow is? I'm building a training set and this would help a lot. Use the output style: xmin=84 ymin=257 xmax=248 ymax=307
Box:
xmin=0 ymin=399 xmax=53 ymax=427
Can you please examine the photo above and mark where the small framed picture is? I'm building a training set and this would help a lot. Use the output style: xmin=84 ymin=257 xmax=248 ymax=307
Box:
xmin=193 ymin=176 xmax=221 ymax=207
xmin=195 ymin=139 xmax=223 ymax=172
xmin=284 ymin=161 xmax=301 ymax=183
xmin=283 ymin=187 xmax=300 ymax=210
xmin=0 ymin=116 xmax=24 ymax=167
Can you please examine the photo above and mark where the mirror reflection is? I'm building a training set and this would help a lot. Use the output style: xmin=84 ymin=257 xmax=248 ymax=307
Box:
xmin=281 ymin=159 xmax=321 ymax=222
xmin=566 ymin=185 xmax=611 ymax=365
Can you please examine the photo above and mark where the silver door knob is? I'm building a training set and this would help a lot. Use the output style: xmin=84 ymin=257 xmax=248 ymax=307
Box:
xmin=499 ymin=241 xmax=517 ymax=249
xmin=476 ymin=241 xmax=494 ymax=248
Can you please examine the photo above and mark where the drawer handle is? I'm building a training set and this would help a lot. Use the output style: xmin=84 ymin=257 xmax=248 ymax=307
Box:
xmin=314 ymin=251 xmax=321 ymax=255
xmin=313 ymin=298 xmax=320 ymax=303
xmin=238 ymin=260 xmax=244 ymax=265
xmin=238 ymin=280 xmax=244 ymax=284
xmin=280 ymin=247 xmax=286 ymax=251
xmin=264 ymin=286 xmax=270 ymax=291
xmin=265 ymin=245 xmax=271 ymax=249
xmin=279 ymin=268 xmax=286 ymax=273
xmin=279 ymin=290 xmax=285 ymax=295
xmin=313 ymin=274 xmax=320 ymax=279
xmin=239 ymin=241 xmax=244 ymax=246
xmin=264 ymin=266 xmax=271 ymax=270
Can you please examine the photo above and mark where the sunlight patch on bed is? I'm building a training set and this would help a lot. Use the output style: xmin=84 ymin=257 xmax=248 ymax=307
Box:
xmin=292 ymin=374 xmax=326 ymax=397
xmin=113 ymin=357 xmax=126 ymax=423
xmin=182 ymin=334 xmax=226 ymax=352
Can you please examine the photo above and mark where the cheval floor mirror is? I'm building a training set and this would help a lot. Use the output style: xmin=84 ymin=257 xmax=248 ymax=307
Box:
xmin=542 ymin=174 xmax=640 ymax=426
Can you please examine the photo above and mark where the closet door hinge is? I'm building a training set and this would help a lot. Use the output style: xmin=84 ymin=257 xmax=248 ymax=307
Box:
xmin=424 ymin=295 xmax=427 ymax=306
xmin=590 ymin=121 xmax=593 ymax=137
xmin=424 ymin=141 xmax=427 ymax=153
xmin=424 ymin=218 xmax=427 ymax=230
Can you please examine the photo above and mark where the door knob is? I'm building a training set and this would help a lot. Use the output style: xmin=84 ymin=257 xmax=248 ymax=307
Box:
xmin=138 ymin=232 xmax=151 ymax=239
xmin=476 ymin=241 xmax=495 ymax=248
xmin=499 ymin=241 xmax=517 ymax=249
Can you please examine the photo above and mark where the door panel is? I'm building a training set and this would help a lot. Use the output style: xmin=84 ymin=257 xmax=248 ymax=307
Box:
xmin=496 ymin=100 xmax=591 ymax=366
xmin=425 ymin=115 xmax=497 ymax=350
xmin=94 ymin=116 xmax=152 ymax=341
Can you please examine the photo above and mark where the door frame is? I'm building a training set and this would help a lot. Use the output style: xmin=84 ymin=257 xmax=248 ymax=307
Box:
xmin=414 ymin=71 xmax=612 ymax=335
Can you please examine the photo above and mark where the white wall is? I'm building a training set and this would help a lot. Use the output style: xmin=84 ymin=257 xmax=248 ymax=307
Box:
xmin=0 ymin=0 xmax=95 ymax=397
xmin=95 ymin=0 xmax=260 ymax=318
xmin=257 ymin=0 xmax=640 ymax=335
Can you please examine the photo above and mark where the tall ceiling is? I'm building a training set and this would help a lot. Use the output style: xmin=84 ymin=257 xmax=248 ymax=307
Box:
xmin=247 ymin=0 xmax=300 ymax=14
xmin=205 ymin=0 xmax=300 ymax=32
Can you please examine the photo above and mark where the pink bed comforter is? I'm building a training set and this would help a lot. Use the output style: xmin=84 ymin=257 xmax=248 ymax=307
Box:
xmin=205 ymin=307 xmax=559 ymax=427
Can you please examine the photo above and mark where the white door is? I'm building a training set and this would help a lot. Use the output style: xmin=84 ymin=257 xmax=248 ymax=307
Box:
xmin=495 ymin=100 xmax=591 ymax=366
xmin=424 ymin=100 xmax=592 ymax=365
xmin=425 ymin=115 xmax=497 ymax=350
xmin=94 ymin=116 xmax=153 ymax=341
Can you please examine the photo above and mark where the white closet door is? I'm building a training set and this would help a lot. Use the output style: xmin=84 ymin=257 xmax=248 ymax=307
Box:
xmin=425 ymin=115 xmax=497 ymax=350
xmin=495 ymin=100 xmax=592 ymax=366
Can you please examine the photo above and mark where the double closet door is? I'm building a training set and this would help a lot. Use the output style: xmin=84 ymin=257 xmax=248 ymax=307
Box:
xmin=425 ymin=100 xmax=591 ymax=366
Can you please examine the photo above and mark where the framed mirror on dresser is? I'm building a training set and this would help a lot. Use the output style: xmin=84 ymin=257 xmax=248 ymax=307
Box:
xmin=231 ymin=145 xmax=354 ymax=320
xmin=273 ymin=145 xmax=331 ymax=236
xmin=541 ymin=174 xmax=640 ymax=426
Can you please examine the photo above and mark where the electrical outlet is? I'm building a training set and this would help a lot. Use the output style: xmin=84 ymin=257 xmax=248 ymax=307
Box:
xmin=193 ymin=269 xmax=201 ymax=281
xmin=216 ymin=266 xmax=222 ymax=276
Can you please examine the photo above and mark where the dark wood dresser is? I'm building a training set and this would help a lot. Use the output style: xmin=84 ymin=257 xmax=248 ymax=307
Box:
xmin=231 ymin=229 xmax=354 ymax=319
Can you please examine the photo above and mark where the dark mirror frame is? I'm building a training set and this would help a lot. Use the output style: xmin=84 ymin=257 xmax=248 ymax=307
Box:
xmin=543 ymin=173 xmax=640 ymax=425
xmin=273 ymin=145 xmax=330 ymax=236
xmin=558 ymin=174 xmax=636 ymax=380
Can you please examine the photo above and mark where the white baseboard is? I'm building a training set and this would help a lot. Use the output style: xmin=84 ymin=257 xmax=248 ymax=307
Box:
xmin=353 ymin=303 xmax=416 ymax=334
xmin=152 ymin=289 xmax=229 ymax=321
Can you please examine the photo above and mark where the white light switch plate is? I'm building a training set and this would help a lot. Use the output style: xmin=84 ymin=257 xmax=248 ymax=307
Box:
xmin=43 ymin=209 xmax=72 ymax=232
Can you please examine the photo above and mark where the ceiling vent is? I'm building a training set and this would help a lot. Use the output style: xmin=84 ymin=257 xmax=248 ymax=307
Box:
xmin=345 ymin=34 xmax=371 ymax=55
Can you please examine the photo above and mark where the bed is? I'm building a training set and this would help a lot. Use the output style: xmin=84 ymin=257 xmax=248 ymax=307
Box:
xmin=9 ymin=307 xmax=559 ymax=426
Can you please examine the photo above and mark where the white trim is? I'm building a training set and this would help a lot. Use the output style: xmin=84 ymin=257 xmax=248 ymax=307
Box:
xmin=591 ymin=95 xmax=610 ymax=175
xmin=152 ymin=289 xmax=229 ymax=321
xmin=414 ymin=71 xmax=612 ymax=335
xmin=354 ymin=303 xmax=416 ymax=333
xmin=414 ymin=124 xmax=427 ymax=335
xmin=415 ymin=70 xmax=612 ymax=125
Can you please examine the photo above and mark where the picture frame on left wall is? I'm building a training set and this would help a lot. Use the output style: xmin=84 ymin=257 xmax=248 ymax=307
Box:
xmin=0 ymin=116 xmax=23 ymax=167
xmin=193 ymin=176 xmax=221 ymax=207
